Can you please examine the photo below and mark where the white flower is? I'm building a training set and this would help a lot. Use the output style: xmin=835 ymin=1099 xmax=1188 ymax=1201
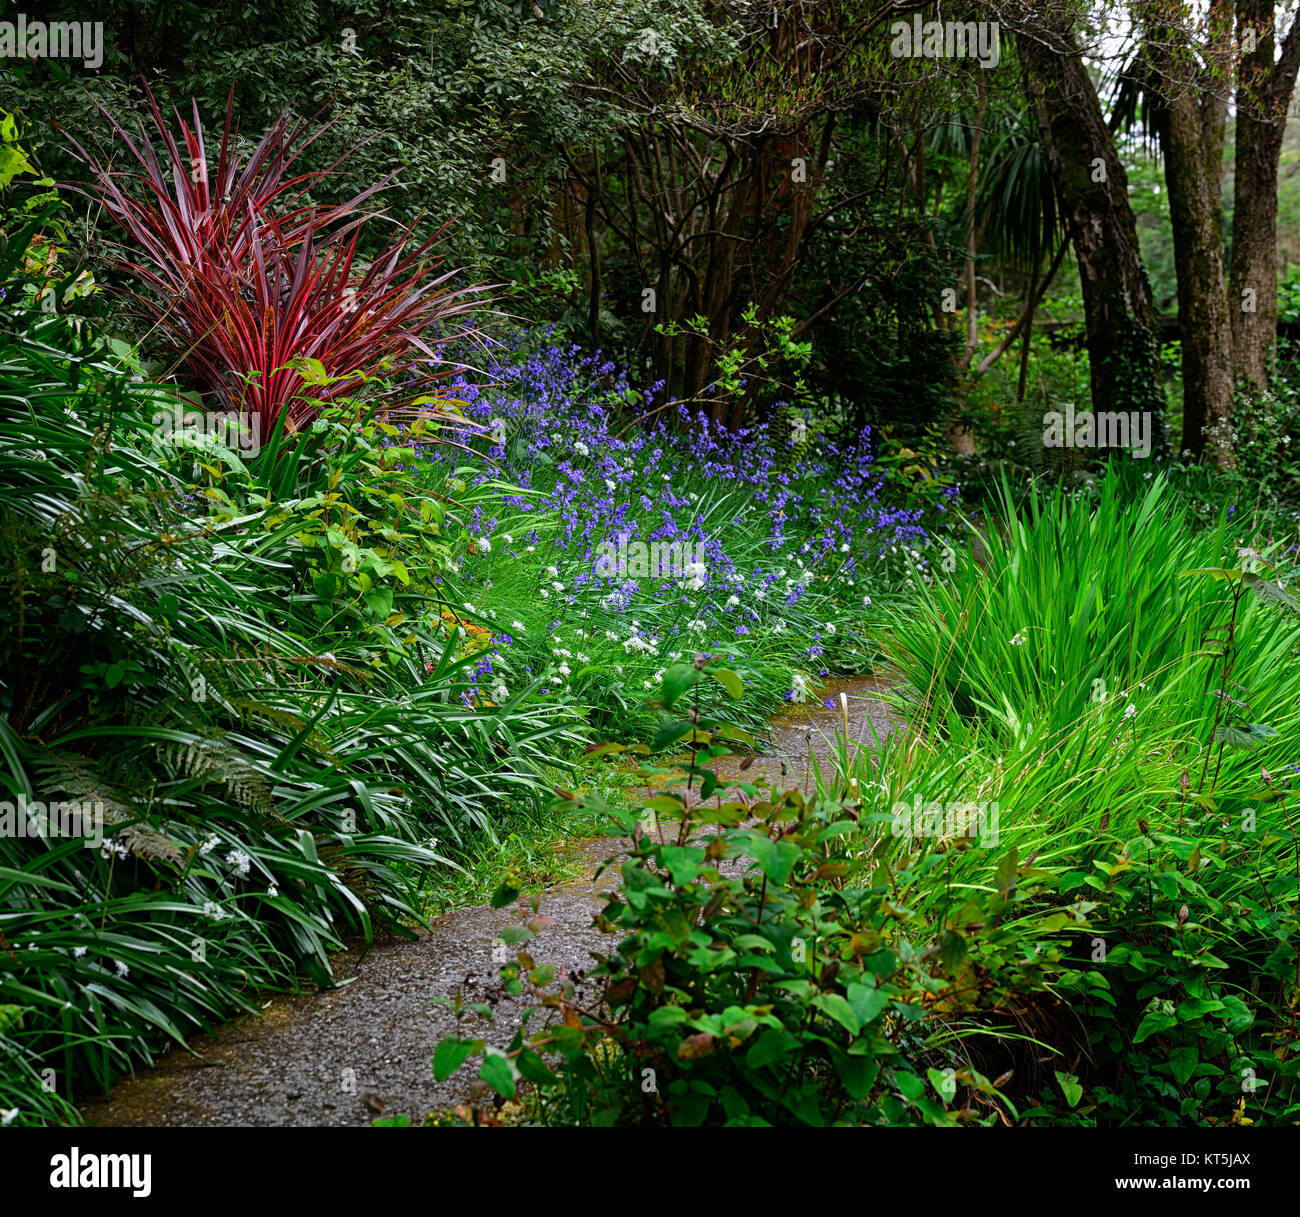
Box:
xmin=725 ymin=595 xmax=740 ymax=608
xmin=492 ymin=683 xmax=509 ymax=702
xmin=546 ymin=565 xmax=559 ymax=577
xmin=501 ymin=533 xmax=513 ymax=545
xmin=1009 ymin=629 xmax=1028 ymax=646
xmin=574 ymin=440 xmax=590 ymax=457
xmin=0 ymin=1109 xmax=17 ymax=1126
xmin=476 ymin=536 xmax=492 ymax=554
xmin=267 ymin=885 xmax=278 ymax=899
xmin=203 ymin=900 xmax=225 ymax=921
xmin=226 ymin=849 xmax=251 ymax=877
xmin=605 ymin=478 xmax=616 ymax=492
xmin=840 ymin=543 xmax=850 ymax=553
xmin=73 ymin=946 xmax=87 ymax=958
xmin=862 ymin=595 xmax=872 ymax=607
xmin=463 ymin=602 xmax=476 ymax=613
xmin=199 ymin=834 xmax=219 ymax=857
xmin=513 ymin=620 xmax=526 ymax=632
xmin=551 ymin=581 xmax=565 ymax=593
xmin=526 ymin=545 xmax=536 ymax=554
xmin=825 ymin=622 xmax=836 ymax=635
xmin=557 ymin=662 xmax=571 ymax=677
xmin=115 ymin=959 xmax=130 ymax=978
xmin=1124 ymin=703 xmax=1137 ymax=719
xmin=540 ymin=589 xmax=550 ymax=599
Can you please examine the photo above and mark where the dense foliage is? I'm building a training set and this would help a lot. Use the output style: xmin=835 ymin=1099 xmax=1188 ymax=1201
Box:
xmin=2 ymin=0 xmax=1300 ymax=1135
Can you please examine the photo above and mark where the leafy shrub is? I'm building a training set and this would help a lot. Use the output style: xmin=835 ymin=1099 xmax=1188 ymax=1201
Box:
xmin=64 ymin=88 xmax=480 ymax=435
xmin=0 ymin=124 xmax=584 ymax=1124
xmin=865 ymin=468 xmax=1300 ymax=1124
xmin=430 ymin=660 xmax=1079 ymax=1127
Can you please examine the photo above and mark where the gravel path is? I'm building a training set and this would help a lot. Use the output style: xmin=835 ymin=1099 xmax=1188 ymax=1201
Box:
xmin=76 ymin=675 xmax=899 ymax=1127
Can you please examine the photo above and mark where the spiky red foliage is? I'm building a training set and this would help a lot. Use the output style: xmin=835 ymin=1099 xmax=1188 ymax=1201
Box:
xmin=65 ymin=88 xmax=481 ymax=434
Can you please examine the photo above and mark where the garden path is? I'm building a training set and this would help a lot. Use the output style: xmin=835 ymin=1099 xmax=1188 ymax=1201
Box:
xmin=77 ymin=676 xmax=899 ymax=1126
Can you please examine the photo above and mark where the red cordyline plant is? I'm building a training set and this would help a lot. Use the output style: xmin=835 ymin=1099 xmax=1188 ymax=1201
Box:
xmin=64 ymin=87 xmax=483 ymax=436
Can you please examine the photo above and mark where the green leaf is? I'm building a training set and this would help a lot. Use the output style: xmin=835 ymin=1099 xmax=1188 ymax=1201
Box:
xmin=651 ymin=721 xmax=694 ymax=753
xmin=662 ymin=663 xmax=700 ymax=710
xmin=433 ymin=1037 xmax=477 ymax=1081
xmin=746 ymin=1029 xmax=799 ymax=1070
xmin=895 ymin=1071 xmax=926 ymax=1101
xmin=1243 ymin=571 xmax=1300 ymax=610
xmin=490 ymin=882 xmax=518 ymax=909
xmin=939 ymin=929 xmax=968 ymax=973
xmin=1218 ymin=995 xmax=1254 ymax=1033
xmin=994 ymin=847 xmax=1018 ymax=900
xmin=928 ymin=1067 xmax=957 ymax=1103
xmin=747 ymin=835 xmax=801 ymax=884
xmin=1133 ymin=1009 xmax=1178 ymax=1043
xmin=812 ymin=993 xmax=860 ymax=1036
xmin=1055 ymin=1070 xmax=1083 ymax=1108
xmin=515 ymin=1048 xmax=558 ymax=1087
xmin=707 ymin=668 xmax=744 ymax=699
xmin=479 ymin=1051 xmax=516 ymax=1099
xmin=1211 ymin=724 xmax=1256 ymax=749
xmin=847 ymin=982 xmax=888 ymax=1027
xmin=1168 ymin=1047 xmax=1198 ymax=1086
xmin=660 ymin=845 xmax=706 ymax=887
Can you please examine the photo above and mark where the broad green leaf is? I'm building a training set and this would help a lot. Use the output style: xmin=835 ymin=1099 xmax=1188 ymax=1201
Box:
xmin=433 ymin=1037 xmax=477 ymax=1081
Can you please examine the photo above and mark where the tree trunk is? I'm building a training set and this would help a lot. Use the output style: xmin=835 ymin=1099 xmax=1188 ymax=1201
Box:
xmin=1144 ymin=2 xmax=1235 ymax=468
xmin=1162 ymin=92 xmax=1235 ymax=465
xmin=1020 ymin=19 xmax=1166 ymax=441
xmin=1230 ymin=1 xmax=1300 ymax=393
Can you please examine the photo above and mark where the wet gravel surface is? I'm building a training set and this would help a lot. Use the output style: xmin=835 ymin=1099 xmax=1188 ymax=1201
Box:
xmin=77 ymin=676 xmax=900 ymax=1127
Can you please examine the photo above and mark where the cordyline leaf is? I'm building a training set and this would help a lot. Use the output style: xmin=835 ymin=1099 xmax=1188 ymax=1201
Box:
xmin=62 ymin=83 xmax=487 ymax=439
